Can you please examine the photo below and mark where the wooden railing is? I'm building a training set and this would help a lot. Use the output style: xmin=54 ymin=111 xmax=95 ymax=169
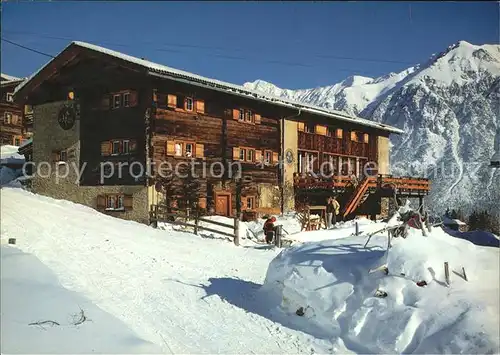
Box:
xmin=149 ymin=204 xmax=240 ymax=244
xmin=293 ymin=173 xmax=431 ymax=193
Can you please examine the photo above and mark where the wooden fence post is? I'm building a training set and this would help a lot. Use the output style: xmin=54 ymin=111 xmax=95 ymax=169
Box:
xmin=444 ymin=262 xmax=450 ymax=286
xmin=234 ymin=215 xmax=240 ymax=246
xmin=194 ymin=205 xmax=199 ymax=235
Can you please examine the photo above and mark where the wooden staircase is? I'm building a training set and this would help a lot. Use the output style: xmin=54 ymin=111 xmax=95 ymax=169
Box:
xmin=341 ymin=177 xmax=372 ymax=218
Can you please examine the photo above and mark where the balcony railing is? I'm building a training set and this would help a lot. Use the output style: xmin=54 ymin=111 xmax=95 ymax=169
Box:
xmin=293 ymin=173 xmax=431 ymax=193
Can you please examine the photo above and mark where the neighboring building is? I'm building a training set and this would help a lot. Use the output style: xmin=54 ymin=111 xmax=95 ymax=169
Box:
xmin=13 ymin=41 xmax=430 ymax=225
xmin=442 ymin=216 xmax=468 ymax=232
xmin=1 ymin=73 xmax=27 ymax=146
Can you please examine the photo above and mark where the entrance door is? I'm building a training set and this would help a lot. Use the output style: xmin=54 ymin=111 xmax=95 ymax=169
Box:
xmin=215 ymin=194 xmax=230 ymax=216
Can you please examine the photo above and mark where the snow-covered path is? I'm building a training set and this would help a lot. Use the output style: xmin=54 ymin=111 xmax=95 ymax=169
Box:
xmin=0 ymin=188 xmax=322 ymax=354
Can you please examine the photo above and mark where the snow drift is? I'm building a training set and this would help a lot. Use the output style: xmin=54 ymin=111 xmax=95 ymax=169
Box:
xmin=261 ymin=225 xmax=499 ymax=353
xmin=1 ymin=246 xmax=162 ymax=354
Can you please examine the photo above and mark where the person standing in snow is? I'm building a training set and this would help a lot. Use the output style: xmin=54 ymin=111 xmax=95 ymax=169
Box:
xmin=263 ymin=216 xmax=276 ymax=244
xmin=326 ymin=197 xmax=334 ymax=229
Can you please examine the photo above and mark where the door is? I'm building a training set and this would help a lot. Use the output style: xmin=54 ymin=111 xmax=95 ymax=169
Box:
xmin=215 ymin=194 xmax=230 ymax=216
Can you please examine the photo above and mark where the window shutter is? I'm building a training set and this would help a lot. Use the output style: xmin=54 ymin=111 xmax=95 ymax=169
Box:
xmin=166 ymin=141 xmax=176 ymax=156
xmin=298 ymin=122 xmax=305 ymax=132
xmin=232 ymin=109 xmax=240 ymax=120
xmin=51 ymin=150 xmax=60 ymax=162
xmin=96 ymin=195 xmax=106 ymax=210
xmin=336 ymin=128 xmax=343 ymax=138
xmin=198 ymin=197 xmax=207 ymax=209
xmin=100 ymin=95 xmax=110 ymax=110
xmin=255 ymin=150 xmax=262 ymax=164
xmin=167 ymin=94 xmax=177 ymax=108
xmin=101 ymin=141 xmax=112 ymax=156
xmin=130 ymin=139 xmax=137 ymax=152
xmin=195 ymin=143 xmax=205 ymax=158
xmin=254 ymin=114 xmax=261 ymax=124
xmin=350 ymin=131 xmax=357 ymax=141
xmin=316 ymin=125 xmax=327 ymax=136
xmin=363 ymin=133 xmax=369 ymax=143
xmin=272 ymin=152 xmax=279 ymax=165
xmin=129 ymin=90 xmax=138 ymax=107
xmin=232 ymin=147 xmax=240 ymax=160
xmin=124 ymin=194 xmax=133 ymax=211
xmin=195 ymin=100 xmax=205 ymax=113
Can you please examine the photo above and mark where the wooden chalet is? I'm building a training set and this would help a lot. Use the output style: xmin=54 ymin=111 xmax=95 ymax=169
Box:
xmin=1 ymin=73 xmax=29 ymax=146
xmin=13 ymin=41 xmax=430 ymax=225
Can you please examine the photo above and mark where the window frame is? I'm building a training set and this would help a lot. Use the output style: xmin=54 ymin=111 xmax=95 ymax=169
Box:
xmin=122 ymin=140 xmax=130 ymax=154
xmin=105 ymin=194 xmax=125 ymax=211
xmin=185 ymin=142 xmax=194 ymax=157
xmin=173 ymin=140 xmax=196 ymax=158
xmin=123 ymin=92 xmax=130 ymax=107
xmin=59 ymin=150 xmax=68 ymax=162
xmin=112 ymin=140 xmax=121 ymax=155
xmin=239 ymin=108 xmax=245 ymax=121
xmin=238 ymin=147 xmax=256 ymax=162
xmin=185 ymin=97 xmax=194 ymax=111
xmin=239 ymin=148 xmax=247 ymax=160
xmin=245 ymin=109 xmax=253 ymax=122
xmin=4 ymin=112 xmax=12 ymax=124
xmin=264 ymin=150 xmax=273 ymax=164
xmin=6 ymin=92 xmax=13 ymax=102
xmin=245 ymin=196 xmax=256 ymax=210
xmin=305 ymin=123 xmax=315 ymax=134
xmin=112 ymin=94 xmax=121 ymax=109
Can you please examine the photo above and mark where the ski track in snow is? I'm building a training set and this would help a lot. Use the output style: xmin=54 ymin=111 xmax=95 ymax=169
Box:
xmin=0 ymin=188 xmax=321 ymax=354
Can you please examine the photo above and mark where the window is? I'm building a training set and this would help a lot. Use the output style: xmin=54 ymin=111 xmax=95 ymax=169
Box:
xmin=112 ymin=94 xmax=121 ymax=109
xmin=4 ymin=112 xmax=12 ymax=124
xmin=239 ymin=109 xmax=245 ymax=121
xmin=101 ymin=139 xmax=136 ymax=156
xmin=105 ymin=194 xmax=125 ymax=210
xmin=175 ymin=143 xmax=183 ymax=157
xmin=117 ymin=195 xmax=124 ymax=209
xmin=123 ymin=140 xmax=130 ymax=154
xmin=264 ymin=151 xmax=272 ymax=164
xmin=185 ymin=143 xmax=194 ymax=157
xmin=240 ymin=148 xmax=246 ymax=160
xmin=6 ymin=93 xmax=13 ymax=102
xmin=112 ymin=141 xmax=121 ymax=155
xmin=106 ymin=195 xmax=116 ymax=209
xmin=327 ymin=126 xmax=342 ymax=138
xmin=305 ymin=123 xmax=315 ymax=133
xmin=245 ymin=196 xmax=256 ymax=210
xmin=60 ymin=150 xmax=67 ymax=162
xmin=247 ymin=149 xmax=255 ymax=162
xmin=185 ymin=97 xmax=194 ymax=111
xmin=14 ymin=137 xmax=21 ymax=146
xmin=245 ymin=110 xmax=253 ymax=122
xmin=123 ymin=92 xmax=130 ymax=107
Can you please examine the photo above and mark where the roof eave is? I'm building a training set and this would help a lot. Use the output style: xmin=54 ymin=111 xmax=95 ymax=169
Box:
xmin=148 ymin=70 xmax=404 ymax=134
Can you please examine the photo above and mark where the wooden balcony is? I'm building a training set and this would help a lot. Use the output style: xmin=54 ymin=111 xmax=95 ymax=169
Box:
xmin=293 ymin=173 xmax=431 ymax=196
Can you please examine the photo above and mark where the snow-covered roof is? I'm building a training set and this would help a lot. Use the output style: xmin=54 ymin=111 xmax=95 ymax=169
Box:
xmin=1 ymin=73 xmax=25 ymax=85
xmin=14 ymin=41 xmax=404 ymax=134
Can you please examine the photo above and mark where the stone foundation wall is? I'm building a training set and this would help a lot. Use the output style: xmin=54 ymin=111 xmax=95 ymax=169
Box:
xmin=32 ymin=101 xmax=149 ymax=224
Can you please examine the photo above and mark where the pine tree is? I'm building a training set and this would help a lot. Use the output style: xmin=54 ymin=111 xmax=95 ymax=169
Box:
xmin=178 ymin=164 xmax=202 ymax=212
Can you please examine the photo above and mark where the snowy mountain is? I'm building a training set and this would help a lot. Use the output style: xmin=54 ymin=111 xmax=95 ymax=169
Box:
xmin=244 ymin=41 xmax=500 ymax=215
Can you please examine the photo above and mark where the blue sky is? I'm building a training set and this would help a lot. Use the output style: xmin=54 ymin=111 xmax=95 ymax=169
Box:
xmin=1 ymin=1 xmax=498 ymax=89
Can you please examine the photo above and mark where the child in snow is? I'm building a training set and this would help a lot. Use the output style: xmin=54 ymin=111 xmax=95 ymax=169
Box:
xmin=263 ymin=216 xmax=276 ymax=244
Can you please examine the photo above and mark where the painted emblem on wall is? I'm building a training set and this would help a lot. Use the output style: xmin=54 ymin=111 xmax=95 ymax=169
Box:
xmin=58 ymin=105 xmax=76 ymax=130
xmin=285 ymin=149 xmax=294 ymax=165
